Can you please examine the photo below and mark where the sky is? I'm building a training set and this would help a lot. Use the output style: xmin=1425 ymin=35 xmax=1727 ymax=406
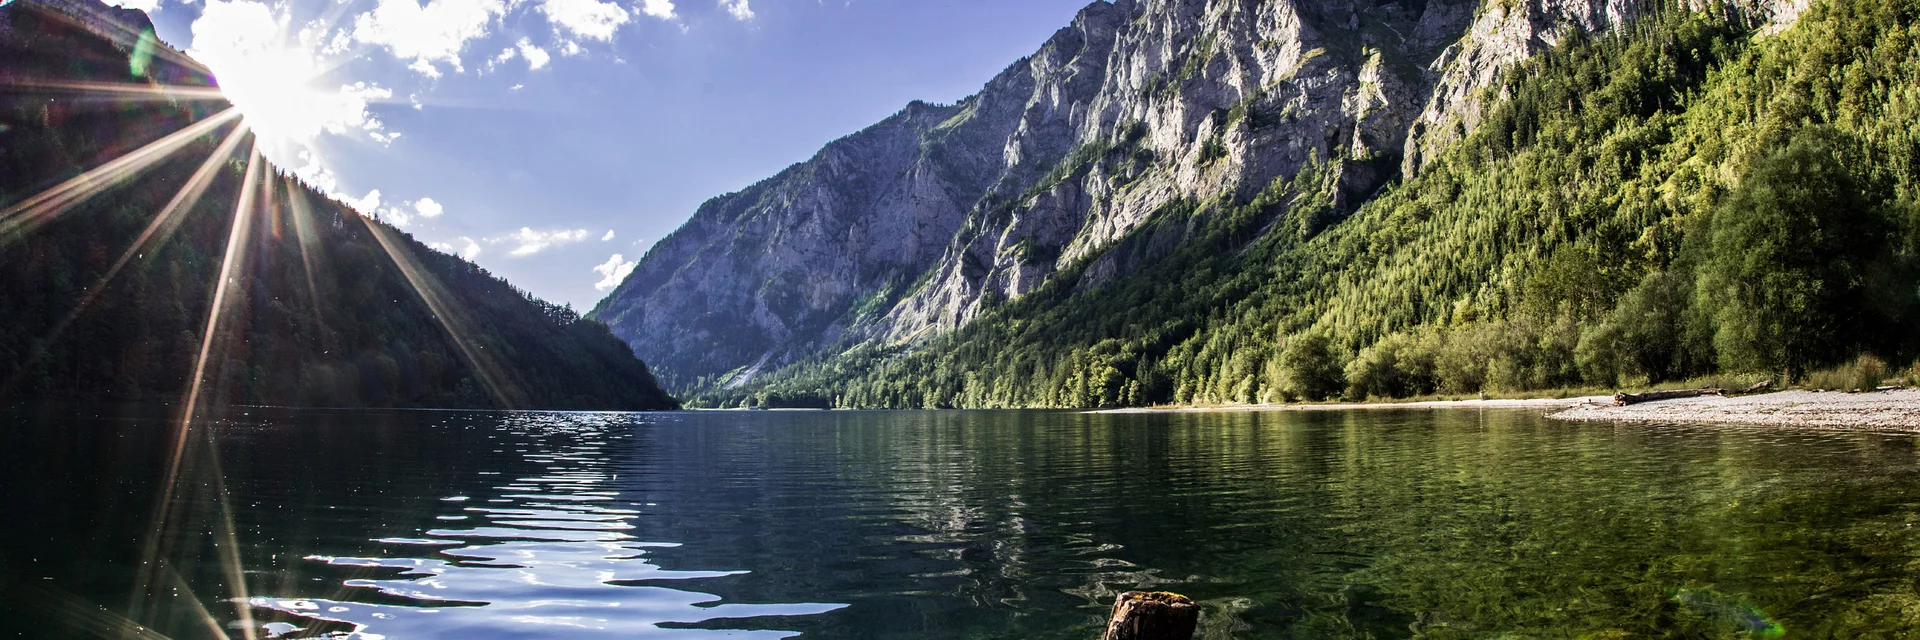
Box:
xmin=125 ymin=0 xmax=1095 ymax=310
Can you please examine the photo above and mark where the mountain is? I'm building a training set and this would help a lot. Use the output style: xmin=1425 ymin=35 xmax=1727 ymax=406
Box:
xmin=614 ymin=0 xmax=1918 ymax=409
xmin=0 ymin=0 xmax=679 ymax=411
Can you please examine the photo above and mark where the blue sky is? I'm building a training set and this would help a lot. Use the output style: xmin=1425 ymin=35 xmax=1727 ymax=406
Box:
xmin=132 ymin=0 xmax=1093 ymax=309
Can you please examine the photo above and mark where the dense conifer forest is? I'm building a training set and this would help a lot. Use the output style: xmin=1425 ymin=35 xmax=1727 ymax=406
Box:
xmin=0 ymin=4 xmax=678 ymax=410
xmin=718 ymin=0 xmax=1920 ymax=409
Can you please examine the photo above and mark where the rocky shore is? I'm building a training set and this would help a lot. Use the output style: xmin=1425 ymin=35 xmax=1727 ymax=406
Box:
xmin=1550 ymin=389 xmax=1920 ymax=430
xmin=1095 ymin=396 xmax=1611 ymax=414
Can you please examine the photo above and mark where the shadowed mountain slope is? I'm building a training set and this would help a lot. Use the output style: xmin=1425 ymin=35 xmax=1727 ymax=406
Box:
xmin=0 ymin=0 xmax=678 ymax=410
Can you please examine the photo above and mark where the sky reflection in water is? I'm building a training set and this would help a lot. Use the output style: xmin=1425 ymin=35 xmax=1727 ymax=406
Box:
xmin=249 ymin=414 xmax=844 ymax=638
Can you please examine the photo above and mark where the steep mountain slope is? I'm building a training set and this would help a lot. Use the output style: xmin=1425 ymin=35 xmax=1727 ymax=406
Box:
xmin=593 ymin=0 xmax=1809 ymax=393
xmin=735 ymin=0 xmax=1918 ymax=409
xmin=0 ymin=0 xmax=678 ymax=410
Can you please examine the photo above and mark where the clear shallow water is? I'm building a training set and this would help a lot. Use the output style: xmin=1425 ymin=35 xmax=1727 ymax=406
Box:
xmin=5 ymin=406 xmax=1920 ymax=638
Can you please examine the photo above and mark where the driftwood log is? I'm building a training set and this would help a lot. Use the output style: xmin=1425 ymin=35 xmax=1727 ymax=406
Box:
xmin=1614 ymin=388 xmax=1724 ymax=406
xmin=1102 ymin=591 xmax=1198 ymax=640
xmin=1742 ymin=380 xmax=1773 ymax=394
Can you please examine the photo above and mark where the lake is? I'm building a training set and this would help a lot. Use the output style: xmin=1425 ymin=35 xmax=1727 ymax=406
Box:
xmin=4 ymin=405 xmax=1920 ymax=638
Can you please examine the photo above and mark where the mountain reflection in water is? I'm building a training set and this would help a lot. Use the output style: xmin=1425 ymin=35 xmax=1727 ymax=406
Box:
xmin=6 ymin=406 xmax=1920 ymax=639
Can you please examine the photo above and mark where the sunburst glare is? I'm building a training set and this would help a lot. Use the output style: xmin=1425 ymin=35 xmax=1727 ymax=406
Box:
xmin=186 ymin=0 xmax=395 ymax=186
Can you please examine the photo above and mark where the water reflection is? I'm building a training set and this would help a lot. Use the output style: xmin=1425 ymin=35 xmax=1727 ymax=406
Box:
xmin=8 ymin=406 xmax=1920 ymax=639
xmin=249 ymin=413 xmax=844 ymax=638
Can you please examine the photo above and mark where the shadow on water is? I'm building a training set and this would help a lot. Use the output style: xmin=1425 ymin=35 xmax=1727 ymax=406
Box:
xmin=5 ymin=405 xmax=1920 ymax=638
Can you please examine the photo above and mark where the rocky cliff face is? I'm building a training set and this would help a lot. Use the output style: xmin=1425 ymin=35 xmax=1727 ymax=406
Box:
xmin=591 ymin=0 xmax=1805 ymax=389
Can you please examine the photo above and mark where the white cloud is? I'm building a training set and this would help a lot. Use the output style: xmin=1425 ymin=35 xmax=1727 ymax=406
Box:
xmin=104 ymin=0 xmax=161 ymax=13
xmin=428 ymin=237 xmax=482 ymax=259
xmin=510 ymin=83 xmax=525 ymax=91
xmin=601 ymin=229 xmax=615 ymax=241
xmin=540 ymin=0 xmax=628 ymax=41
xmin=498 ymin=227 xmax=591 ymax=256
xmin=346 ymin=189 xmax=382 ymax=214
xmin=413 ymin=197 xmax=444 ymax=218
xmin=353 ymin=0 xmax=507 ymax=76
xmin=718 ymin=0 xmax=752 ymax=20
xmin=292 ymin=150 xmax=340 ymax=195
xmin=639 ymin=0 xmax=675 ymax=19
xmin=191 ymin=0 xmax=393 ymax=150
xmin=491 ymin=45 xmax=517 ymax=68
xmin=321 ymin=27 xmax=352 ymax=56
xmin=517 ymin=37 xmax=551 ymax=69
xmin=381 ymin=206 xmax=414 ymax=227
xmin=593 ymin=253 xmax=637 ymax=291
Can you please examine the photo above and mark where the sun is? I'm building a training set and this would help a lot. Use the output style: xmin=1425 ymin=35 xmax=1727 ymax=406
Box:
xmin=185 ymin=0 xmax=392 ymax=182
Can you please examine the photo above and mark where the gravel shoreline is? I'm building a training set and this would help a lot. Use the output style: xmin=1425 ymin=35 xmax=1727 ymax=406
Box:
xmin=1549 ymin=389 xmax=1920 ymax=429
xmin=1093 ymin=396 xmax=1612 ymax=414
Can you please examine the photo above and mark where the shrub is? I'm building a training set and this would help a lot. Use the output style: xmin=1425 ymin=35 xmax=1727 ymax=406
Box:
xmin=1696 ymin=126 xmax=1896 ymax=379
xmin=1277 ymin=333 xmax=1344 ymax=401
xmin=1345 ymin=332 xmax=1437 ymax=399
xmin=1802 ymin=354 xmax=1891 ymax=392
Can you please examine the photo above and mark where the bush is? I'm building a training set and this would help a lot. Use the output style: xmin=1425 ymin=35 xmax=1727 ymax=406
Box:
xmin=1578 ymin=271 xmax=1715 ymax=387
xmin=1345 ymin=332 xmax=1439 ymax=399
xmin=1434 ymin=324 xmax=1495 ymax=394
xmin=1696 ymin=126 xmax=1897 ymax=380
xmin=1801 ymin=354 xmax=1892 ymax=392
xmin=1277 ymin=333 xmax=1344 ymax=401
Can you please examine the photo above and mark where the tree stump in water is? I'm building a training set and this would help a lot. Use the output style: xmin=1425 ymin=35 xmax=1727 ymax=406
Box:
xmin=1102 ymin=591 xmax=1198 ymax=640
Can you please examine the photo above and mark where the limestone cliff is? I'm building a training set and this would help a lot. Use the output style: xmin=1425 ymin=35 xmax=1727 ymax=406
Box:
xmin=590 ymin=0 xmax=1804 ymax=389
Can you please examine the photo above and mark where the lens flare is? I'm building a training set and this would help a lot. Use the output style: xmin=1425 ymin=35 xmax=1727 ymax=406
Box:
xmin=128 ymin=142 xmax=262 ymax=633
xmin=283 ymin=178 xmax=330 ymax=323
xmin=0 ymin=119 xmax=252 ymax=397
xmin=0 ymin=10 xmax=517 ymax=632
xmin=1672 ymin=588 xmax=1786 ymax=637
xmin=0 ymin=106 xmax=241 ymax=244
xmin=358 ymin=215 xmax=531 ymax=409
xmin=1 ymin=79 xmax=228 ymax=103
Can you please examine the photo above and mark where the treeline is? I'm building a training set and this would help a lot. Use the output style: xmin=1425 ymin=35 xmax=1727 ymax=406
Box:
xmin=0 ymin=5 xmax=678 ymax=410
xmin=715 ymin=0 xmax=1920 ymax=409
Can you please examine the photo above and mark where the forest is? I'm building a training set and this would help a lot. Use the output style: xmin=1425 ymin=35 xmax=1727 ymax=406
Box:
xmin=717 ymin=0 xmax=1920 ymax=409
xmin=0 ymin=4 xmax=678 ymax=410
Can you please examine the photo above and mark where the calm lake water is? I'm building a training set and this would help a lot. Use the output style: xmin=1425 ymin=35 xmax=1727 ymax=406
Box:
xmin=5 ymin=405 xmax=1920 ymax=638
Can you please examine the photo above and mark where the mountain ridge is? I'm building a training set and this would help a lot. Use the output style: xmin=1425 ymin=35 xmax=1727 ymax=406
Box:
xmin=592 ymin=0 xmax=1812 ymax=395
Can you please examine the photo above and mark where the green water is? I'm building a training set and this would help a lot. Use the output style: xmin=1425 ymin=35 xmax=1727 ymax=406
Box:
xmin=3 ymin=406 xmax=1918 ymax=638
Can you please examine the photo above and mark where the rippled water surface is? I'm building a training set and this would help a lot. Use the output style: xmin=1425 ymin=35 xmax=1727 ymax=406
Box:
xmin=6 ymin=406 xmax=1920 ymax=638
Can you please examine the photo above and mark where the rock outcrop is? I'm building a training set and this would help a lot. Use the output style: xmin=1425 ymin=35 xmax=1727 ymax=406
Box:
xmin=590 ymin=0 xmax=1805 ymax=390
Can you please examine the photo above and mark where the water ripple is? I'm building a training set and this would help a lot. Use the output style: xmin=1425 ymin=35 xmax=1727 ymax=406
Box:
xmin=252 ymin=413 xmax=845 ymax=638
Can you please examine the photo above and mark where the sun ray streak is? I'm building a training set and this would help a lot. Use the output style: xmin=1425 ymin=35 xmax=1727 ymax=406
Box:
xmin=283 ymin=177 xmax=328 ymax=325
xmin=358 ymin=217 xmax=529 ymax=409
xmin=165 ymin=565 xmax=233 ymax=640
xmin=2 ymin=79 xmax=230 ymax=102
xmin=128 ymin=141 xmax=260 ymax=630
xmin=205 ymin=439 xmax=260 ymax=640
xmin=9 ymin=580 xmax=179 ymax=639
xmin=0 ymin=120 xmax=252 ymax=397
xmin=0 ymin=106 xmax=241 ymax=243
